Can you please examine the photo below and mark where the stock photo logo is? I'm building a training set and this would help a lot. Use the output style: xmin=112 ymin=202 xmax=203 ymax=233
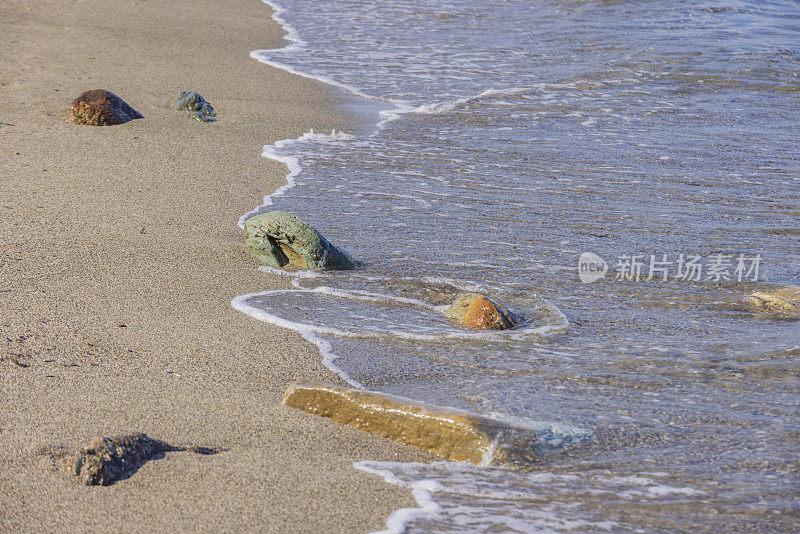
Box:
xmin=577 ymin=252 xmax=762 ymax=284
xmin=578 ymin=252 xmax=609 ymax=283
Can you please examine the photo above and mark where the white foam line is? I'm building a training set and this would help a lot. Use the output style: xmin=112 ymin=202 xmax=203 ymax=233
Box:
xmin=241 ymin=1 xmax=549 ymax=229
xmin=252 ymin=0 xmax=413 ymax=133
xmin=299 ymin=271 xmax=491 ymax=295
xmin=254 ymin=1 xmax=545 ymax=134
xmin=353 ymin=462 xmax=442 ymax=534
xmin=237 ymin=139 xmax=301 ymax=228
xmin=233 ymin=5 xmax=580 ymax=532
xmin=414 ymin=86 xmax=534 ymax=115
xmin=231 ymin=292 xmax=364 ymax=389
xmin=253 ymin=2 xmax=391 ymax=105
xmin=237 ymin=129 xmax=355 ymax=228
xmin=257 ymin=264 xmax=326 ymax=279
xmin=235 ymin=288 xmax=567 ymax=343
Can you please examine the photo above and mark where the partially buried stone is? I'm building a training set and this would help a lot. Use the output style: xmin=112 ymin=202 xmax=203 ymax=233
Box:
xmin=61 ymin=433 xmax=170 ymax=485
xmin=283 ymin=382 xmax=587 ymax=466
xmin=68 ymin=89 xmax=143 ymax=126
xmin=445 ymin=293 xmax=519 ymax=330
xmin=175 ymin=91 xmax=216 ymax=122
xmin=243 ymin=211 xmax=360 ymax=270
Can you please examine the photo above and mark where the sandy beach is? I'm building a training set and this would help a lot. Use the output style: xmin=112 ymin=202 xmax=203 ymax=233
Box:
xmin=0 ymin=0 xmax=432 ymax=531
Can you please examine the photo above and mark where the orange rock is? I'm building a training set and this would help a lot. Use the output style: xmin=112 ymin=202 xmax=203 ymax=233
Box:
xmin=68 ymin=89 xmax=142 ymax=126
xmin=445 ymin=293 xmax=518 ymax=330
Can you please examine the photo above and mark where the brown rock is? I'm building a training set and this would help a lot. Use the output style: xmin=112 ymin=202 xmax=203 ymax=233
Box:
xmin=283 ymin=381 xmax=543 ymax=465
xmin=445 ymin=293 xmax=519 ymax=330
xmin=68 ymin=89 xmax=143 ymax=126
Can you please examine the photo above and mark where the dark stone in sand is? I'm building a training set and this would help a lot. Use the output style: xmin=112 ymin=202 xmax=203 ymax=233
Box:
xmin=175 ymin=91 xmax=216 ymax=122
xmin=61 ymin=433 xmax=170 ymax=485
xmin=68 ymin=89 xmax=142 ymax=126
xmin=243 ymin=211 xmax=360 ymax=270
xmin=59 ymin=433 xmax=223 ymax=485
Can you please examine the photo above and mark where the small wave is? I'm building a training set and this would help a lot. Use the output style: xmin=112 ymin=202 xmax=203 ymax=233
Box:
xmin=252 ymin=1 xmax=381 ymax=104
xmin=355 ymin=460 xmax=711 ymax=533
xmin=231 ymin=290 xmax=365 ymax=388
xmin=255 ymin=2 xmax=550 ymax=132
xmin=233 ymin=287 xmax=568 ymax=343
xmin=237 ymin=129 xmax=355 ymax=228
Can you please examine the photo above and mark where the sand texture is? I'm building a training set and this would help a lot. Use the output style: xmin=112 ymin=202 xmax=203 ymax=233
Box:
xmin=0 ymin=1 xmax=432 ymax=531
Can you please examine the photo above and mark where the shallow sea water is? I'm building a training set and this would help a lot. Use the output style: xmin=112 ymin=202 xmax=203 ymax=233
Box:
xmin=236 ymin=1 xmax=800 ymax=531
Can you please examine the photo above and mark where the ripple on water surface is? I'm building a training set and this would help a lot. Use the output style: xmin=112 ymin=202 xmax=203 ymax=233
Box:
xmin=239 ymin=0 xmax=800 ymax=531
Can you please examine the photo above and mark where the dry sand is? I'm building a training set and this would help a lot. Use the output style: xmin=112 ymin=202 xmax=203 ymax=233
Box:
xmin=0 ymin=1 xmax=432 ymax=531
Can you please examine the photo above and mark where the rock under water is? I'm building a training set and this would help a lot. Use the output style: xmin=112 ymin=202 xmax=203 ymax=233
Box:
xmin=282 ymin=381 xmax=573 ymax=466
xmin=744 ymin=285 xmax=800 ymax=316
xmin=68 ymin=89 xmax=142 ymax=126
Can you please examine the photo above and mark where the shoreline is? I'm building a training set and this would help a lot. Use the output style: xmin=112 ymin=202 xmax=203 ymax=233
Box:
xmin=0 ymin=1 xmax=431 ymax=531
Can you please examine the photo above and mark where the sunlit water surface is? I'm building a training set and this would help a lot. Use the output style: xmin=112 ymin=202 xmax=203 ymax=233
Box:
xmin=238 ymin=1 xmax=800 ymax=531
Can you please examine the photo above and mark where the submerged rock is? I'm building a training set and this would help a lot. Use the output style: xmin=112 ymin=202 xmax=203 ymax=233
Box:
xmin=68 ymin=89 xmax=142 ymax=126
xmin=175 ymin=91 xmax=216 ymax=122
xmin=283 ymin=381 xmax=581 ymax=466
xmin=243 ymin=211 xmax=360 ymax=270
xmin=744 ymin=285 xmax=800 ymax=315
xmin=61 ymin=433 xmax=170 ymax=485
xmin=445 ymin=293 xmax=519 ymax=330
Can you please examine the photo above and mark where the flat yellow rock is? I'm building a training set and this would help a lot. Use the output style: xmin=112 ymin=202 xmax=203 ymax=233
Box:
xmin=283 ymin=381 xmax=541 ymax=465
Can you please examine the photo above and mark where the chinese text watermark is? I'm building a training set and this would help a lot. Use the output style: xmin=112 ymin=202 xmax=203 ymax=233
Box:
xmin=578 ymin=252 xmax=762 ymax=284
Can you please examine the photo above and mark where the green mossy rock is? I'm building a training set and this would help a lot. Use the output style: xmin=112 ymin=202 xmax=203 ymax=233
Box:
xmin=243 ymin=211 xmax=360 ymax=270
xmin=175 ymin=91 xmax=216 ymax=122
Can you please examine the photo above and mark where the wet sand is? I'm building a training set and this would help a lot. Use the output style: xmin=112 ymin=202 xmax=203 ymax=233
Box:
xmin=0 ymin=0 xmax=430 ymax=531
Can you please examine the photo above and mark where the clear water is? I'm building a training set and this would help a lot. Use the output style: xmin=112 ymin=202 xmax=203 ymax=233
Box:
xmin=236 ymin=1 xmax=800 ymax=531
